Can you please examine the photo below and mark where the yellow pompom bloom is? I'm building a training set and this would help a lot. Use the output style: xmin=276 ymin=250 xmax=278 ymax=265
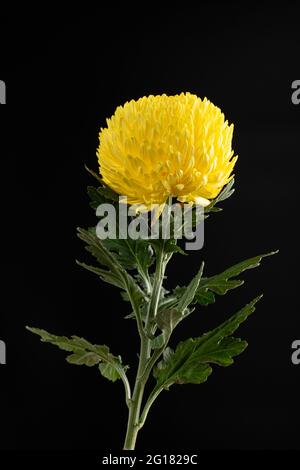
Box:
xmin=97 ymin=93 xmax=237 ymax=209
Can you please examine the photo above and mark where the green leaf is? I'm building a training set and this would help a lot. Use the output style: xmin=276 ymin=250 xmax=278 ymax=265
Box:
xmin=202 ymin=279 xmax=244 ymax=295
xmin=214 ymin=178 xmax=235 ymax=202
xmin=99 ymin=362 xmax=123 ymax=382
xmin=77 ymin=227 xmax=122 ymax=271
xmin=103 ymin=238 xmax=153 ymax=276
xmin=76 ymin=227 xmax=145 ymax=306
xmin=150 ymin=333 xmax=166 ymax=350
xmin=154 ymin=337 xmax=213 ymax=386
xmin=206 ymin=206 xmax=222 ymax=213
xmin=195 ymin=251 xmax=278 ymax=305
xmin=83 ymin=208 xmax=154 ymax=290
xmin=154 ymin=264 xmax=204 ymax=342
xmin=153 ymin=296 xmax=262 ymax=388
xmin=26 ymin=327 xmax=128 ymax=383
xmin=177 ymin=263 xmax=204 ymax=312
xmin=156 ymin=308 xmax=183 ymax=335
xmin=156 ymin=263 xmax=204 ymax=328
xmin=150 ymin=238 xmax=186 ymax=256
xmin=205 ymin=178 xmax=235 ymax=214
xmin=85 ymin=164 xmax=103 ymax=183
xmin=194 ymin=289 xmax=215 ymax=306
xmin=152 ymin=304 xmax=192 ymax=350
xmin=174 ymin=204 xmax=206 ymax=234
xmin=93 ymin=185 xmax=120 ymax=202
xmin=76 ymin=260 xmax=125 ymax=288
xmin=85 ymin=166 xmax=120 ymax=202
xmin=152 ymin=267 xmax=204 ymax=347
xmin=198 ymin=336 xmax=247 ymax=366
xmin=87 ymin=186 xmax=108 ymax=209
xmin=164 ymin=239 xmax=187 ymax=255
xmin=66 ymin=352 xmax=100 ymax=367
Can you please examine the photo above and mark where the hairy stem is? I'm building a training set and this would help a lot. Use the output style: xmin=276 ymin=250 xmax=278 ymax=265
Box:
xmin=117 ymin=366 xmax=132 ymax=409
xmin=123 ymin=333 xmax=149 ymax=450
xmin=138 ymin=384 xmax=165 ymax=430
xmin=123 ymin=245 xmax=169 ymax=450
xmin=146 ymin=247 xmax=166 ymax=331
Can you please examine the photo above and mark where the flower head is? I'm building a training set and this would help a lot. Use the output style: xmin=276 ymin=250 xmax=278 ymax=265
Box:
xmin=97 ymin=93 xmax=237 ymax=208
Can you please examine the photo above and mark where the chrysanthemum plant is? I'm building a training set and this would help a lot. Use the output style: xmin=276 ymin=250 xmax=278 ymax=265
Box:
xmin=27 ymin=94 xmax=277 ymax=450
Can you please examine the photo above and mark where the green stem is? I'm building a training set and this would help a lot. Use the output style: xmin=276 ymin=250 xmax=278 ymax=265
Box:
xmin=123 ymin=246 xmax=168 ymax=450
xmin=145 ymin=248 xmax=166 ymax=332
xmin=125 ymin=279 xmax=146 ymax=342
xmin=138 ymin=384 xmax=165 ymax=430
xmin=123 ymin=335 xmax=149 ymax=450
xmin=117 ymin=366 xmax=132 ymax=409
xmin=140 ymin=338 xmax=169 ymax=383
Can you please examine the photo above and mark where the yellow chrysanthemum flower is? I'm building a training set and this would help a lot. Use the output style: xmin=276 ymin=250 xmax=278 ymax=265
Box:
xmin=97 ymin=92 xmax=237 ymax=209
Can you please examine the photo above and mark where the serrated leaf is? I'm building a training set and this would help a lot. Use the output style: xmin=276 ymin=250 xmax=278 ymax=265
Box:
xmin=87 ymin=186 xmax=108 ymax=209
xmin=94 ymin=185 xmax=120 ymax=202
xmin=153 ymin=337 xmax=212 ymax=386
xmin=177 ymin=263 xmax=204 ymax=312
xmin=167 ymin=203 xmax=204 ymax=236
xmin=202 ymin=279 xmax=244 ymax=295
xmin=103 ymin=238 xmax=154 ymax=276
xmin=76 ymin=228 xmax=145 ymax=308
xmin=85 ymin=166 xmax=119 ymax=202
xmin=124 ymin=302 xmax=148 ymax=322
xmin=150 ymin=238 xmax=186 ymax=256
xmin=99 ymin=363 xmax=121 ymax=382
xmin=153 ymin=266 xmax=204 ymax=348
xmin=78 ymin=226 xmax=152 ymax=302
xmin=199 ymin=336 xmax=247 ymax=366
xmin=215 ymin=178 xmax=235 ymax=202
xmin=195 ymin=251 xmax=278 ymax=304
xmin=77 ymin=227 xmax=120 ymax=270
xmin=26 ymin=327 xmax=127 ymax=383
xmin=153 ymin=296 xmax=262 ymax=388
xmin=164 ymin=239 xmax=187 ymax=255
xmin=156 ymin=308 xmax=183 ymax=336
xmin=194 ymin=289 xmax=215 ymax=306
xmin=66 ymin=352 xmax=100 ymax=367
xmin=160 ymin=262 xmax=204 ymax=315
xmin=205 ymin=178 xmax=235 ymax=214
xmin=76 ymin=260 xmax=124 ymax=288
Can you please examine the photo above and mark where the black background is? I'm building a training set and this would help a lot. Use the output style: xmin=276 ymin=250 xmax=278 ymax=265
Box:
xmin=0 ymin=3 xmax=299 ymax=452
